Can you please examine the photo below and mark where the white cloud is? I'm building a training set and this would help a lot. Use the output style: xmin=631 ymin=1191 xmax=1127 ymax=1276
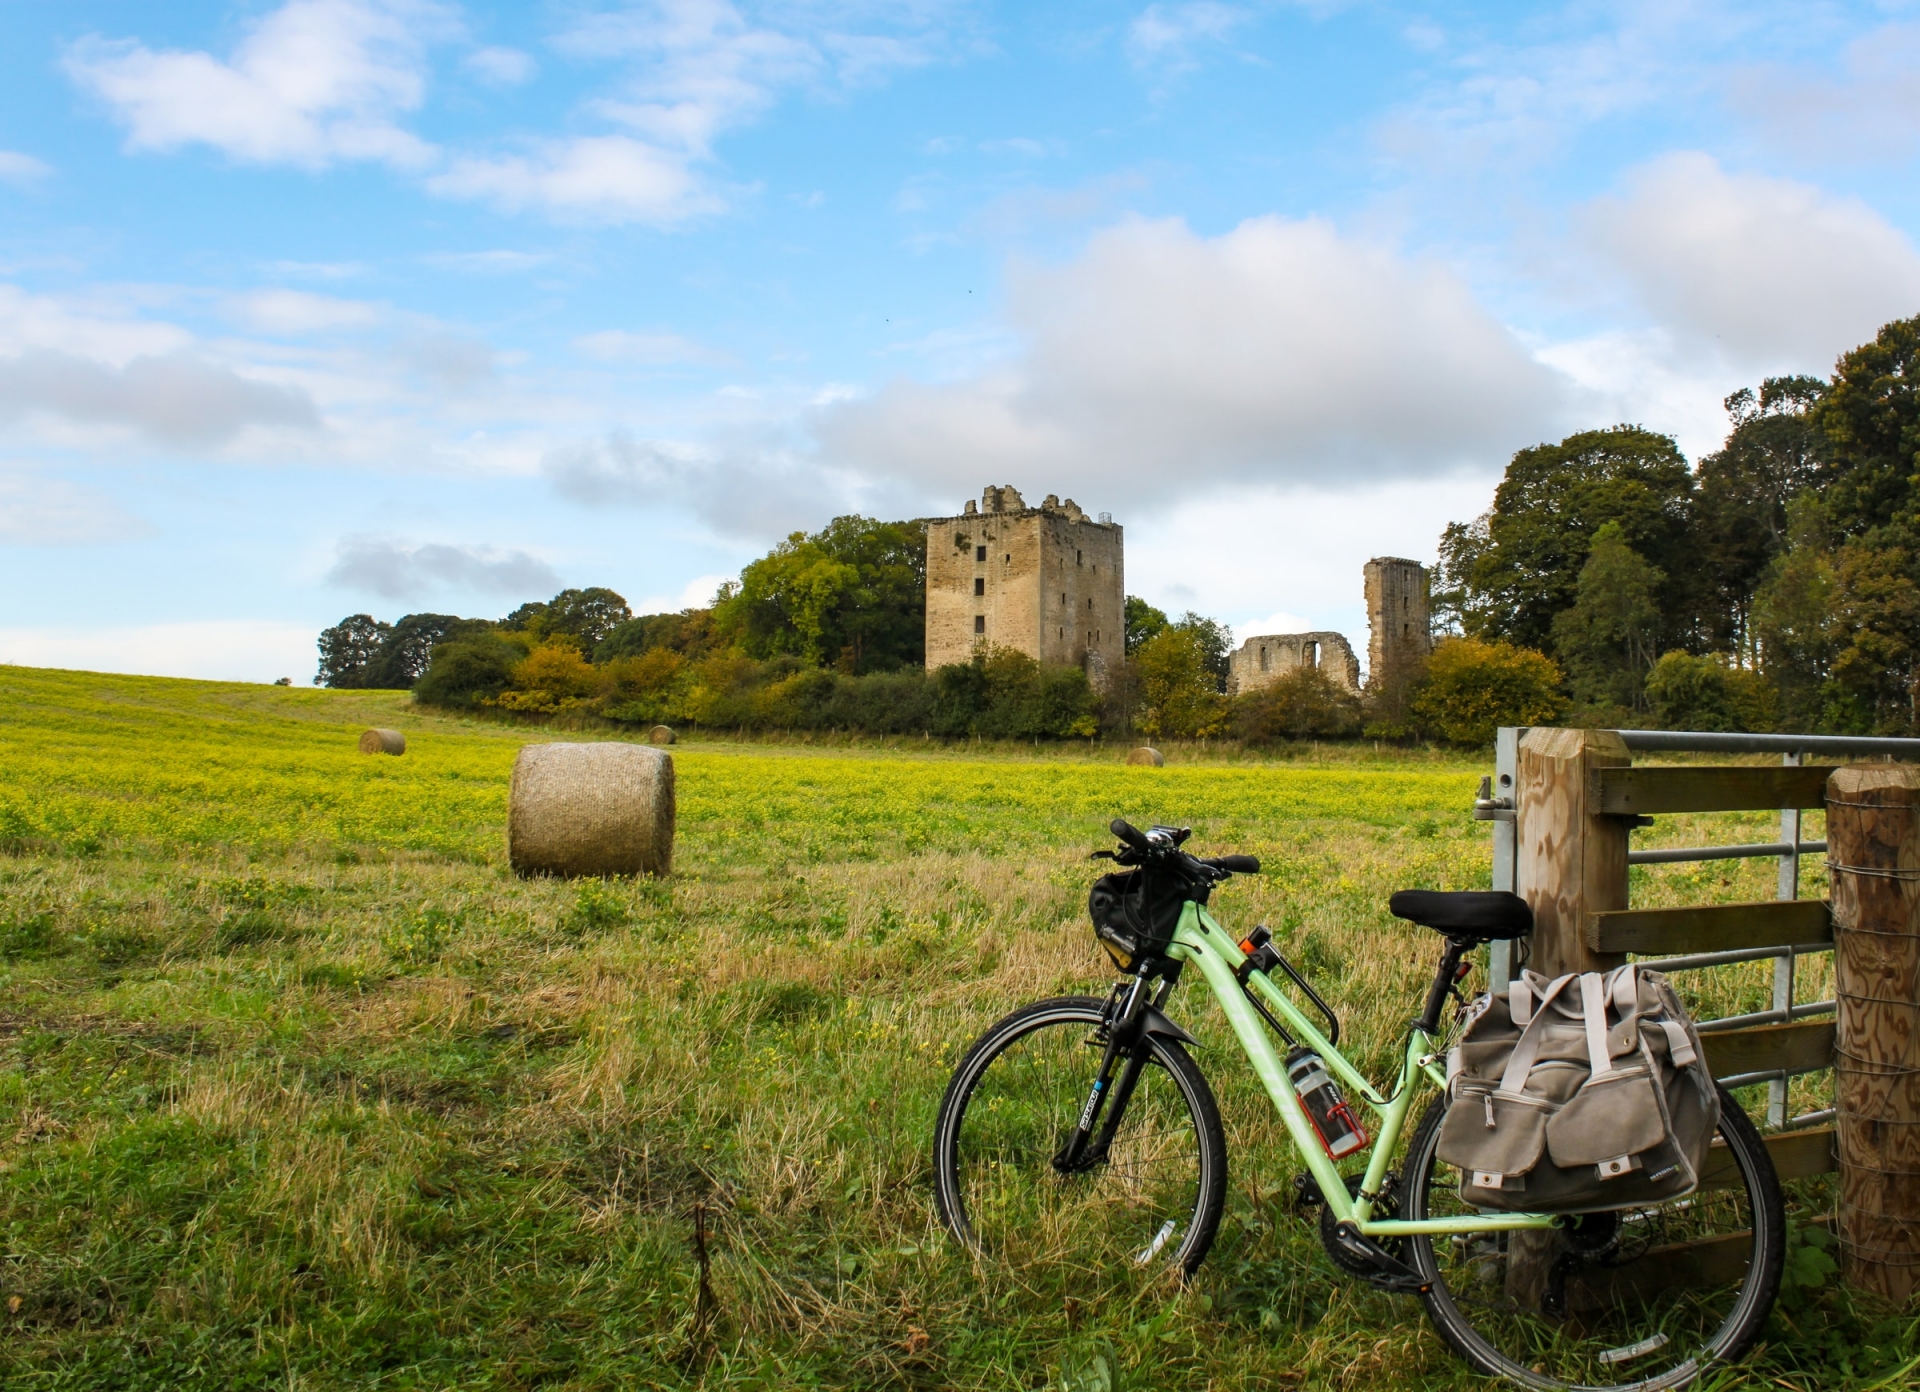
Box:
xmin=400 ymin=333 xmax=495 ymax=389
xmin=811 ymin=214 xmax=1571 ymax=503
xmin=431 ymin=0 xmax=949 ymax=225
xmin=463 ymin=45 xmax=536 ymax=86
xmin=0 ymin=620 xmax=320 ymax=685
xmin=1581 ymin=152 xmax=1920 ymax=370
xmin=573 ymin=329 xmax=732 ymax=365
xmin=629 ymin=572 xmax=730 ymax=614
xmin=428 ymin=134 xmax=722 ymax=225
xmin=1729 ymin=24 xmax=1920 ymax=163
xmin=325 ymin=536 xmax=560 ymax=600
xmin=0 ymin=350 xmax=320 ymax=448
xmin=0 ymin=152 xmax=52 ymax=184
xmin=1233 ymin=610 xmax=1318 ymax=641
xmin=228 ymin=288 xmax=384 ymax=335
xmin=64 ymin=0 xmax=443 ymax=170
xmin=421 ymin=249 xmax=552 ymax=274
xmin=0 ymin=471 xmax=152 ymax=545
xmin=1127 ymin=3 xmax=1250 ymax=71
xmin=543 ymin=428 xmax=864 ymax=538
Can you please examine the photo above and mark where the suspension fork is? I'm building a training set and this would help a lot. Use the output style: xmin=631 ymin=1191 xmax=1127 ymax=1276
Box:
xmin=1053 ymin=970 xmax=1157 ymax=1173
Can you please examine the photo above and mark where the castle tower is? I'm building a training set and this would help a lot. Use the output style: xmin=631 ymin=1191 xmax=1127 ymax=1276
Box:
xmin=1364 ymin=556 xmax=1431 ymax=690
xmin=923 ymin=485 xmax=1123 ymax=679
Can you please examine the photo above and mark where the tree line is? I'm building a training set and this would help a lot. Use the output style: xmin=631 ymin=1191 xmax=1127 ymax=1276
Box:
xmin=1436 ymin=313 xmax=1920 ymax=735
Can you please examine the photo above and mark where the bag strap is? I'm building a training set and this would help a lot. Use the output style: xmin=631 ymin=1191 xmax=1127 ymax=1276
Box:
xmin=1580 ymin=972 xmax=1613 ymax=1078
xmin=1510 ymin=976 xmax=1534 ymax=1027
xmin=1498 ymin=972 xmax=1578 ymax=1094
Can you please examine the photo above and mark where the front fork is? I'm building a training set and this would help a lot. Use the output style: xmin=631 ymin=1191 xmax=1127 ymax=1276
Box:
xmin=1053 ymin=972 xmax=1156 ymax=1173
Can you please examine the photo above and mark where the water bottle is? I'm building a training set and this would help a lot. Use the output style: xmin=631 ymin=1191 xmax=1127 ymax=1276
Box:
xmin=1286 ymin=1046 xmax=1368 ymax=1160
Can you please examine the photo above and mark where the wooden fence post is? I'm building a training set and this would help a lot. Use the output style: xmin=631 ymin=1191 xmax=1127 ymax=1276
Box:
xmin=1506 ymin=727 xmax=1632 ymax=1296
xmin=1827 ymin=764 xmax=1920 ymax=1302
xmin=1516 ymin=726 xmax=1631 ymax=978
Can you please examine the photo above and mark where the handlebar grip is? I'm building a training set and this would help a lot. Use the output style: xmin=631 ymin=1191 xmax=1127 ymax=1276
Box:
xmin=1110 ymin=817 xmax=1150 ymax=851
xmin=1208 ymin=855 xmax=1261 ymax=874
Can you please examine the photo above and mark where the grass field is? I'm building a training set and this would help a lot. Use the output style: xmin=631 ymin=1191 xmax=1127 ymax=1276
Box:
xmin=0 ymin=664 xmax=1911 ymax=1390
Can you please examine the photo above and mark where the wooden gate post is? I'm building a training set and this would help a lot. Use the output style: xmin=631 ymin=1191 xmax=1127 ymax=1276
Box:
xmin=1827 ymin=764 xmax=1920 ymax=1302
xmin=1516 ymin=727 xmax=1632 ymax=978
xmin=1506 ymin=728 xmax=1632 ymax=1297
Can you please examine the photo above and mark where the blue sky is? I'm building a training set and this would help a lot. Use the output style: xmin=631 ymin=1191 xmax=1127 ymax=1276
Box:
xmin=3 ymin=0 xmax=1919 ymax=682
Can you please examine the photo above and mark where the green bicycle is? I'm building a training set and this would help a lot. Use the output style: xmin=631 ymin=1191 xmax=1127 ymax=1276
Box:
xmin=932 ymin=819 xmax=1784 ymax=1391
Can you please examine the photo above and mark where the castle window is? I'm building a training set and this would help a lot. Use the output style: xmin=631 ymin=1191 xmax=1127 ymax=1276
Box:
xmin=1061 ymin=592 xmax=1066 ymax=605
xmin=975 ymin=615 xmax=985 ymax=634
xmin=1402 ymin=624 xmax=1410 ymax=637
xmin=1003 ymin=553 xmax=1010 ymax=564
xmin=1076 ymin=550 xmax=1083 ymax=566
xmin=976 ymin=545 xmax=986 ymax=562
xmin=1305 ymin=640 xmax=1319 ymax=667
xmin=974 ymin=578 xmax=985 ymax=596
xmin=1259 ymin=646 xmax=1269 ymax=672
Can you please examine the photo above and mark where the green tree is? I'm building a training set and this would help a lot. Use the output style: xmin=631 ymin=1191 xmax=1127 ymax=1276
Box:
xmin=596 ymin=608 xmax=721 ymax=663
xmin=1751 ymin=496 xmax=1842 ymax=730
xmin=412 ymin=633 xmax=528 ymax=709
xmin=372 ymin=613 xmax=491 ymax=688
xmin=1442 ymin=426 xmax=1695 ymax=652
xmin=1232 ymin=667 xmax=1362 ymax=742
xmin=316 ymin=614 xmax=393 ymax=688
xmin=1410 ymin=638 xmax=1564 ymax=747
xmin=1133 ymin=626 xmax=1227 ymax=738
xmin=1692 ymin=378 xmax=1826 ymax=658
xmin=1551 ymin=522 xmax=1665 ymax=711
xmin=714 ymin=516 xmax=925 ymax=671
xmin=1124 ymin=597 xmax=1168 ymax=655
xmin=541 ymin=588 xmax=632 ymax=651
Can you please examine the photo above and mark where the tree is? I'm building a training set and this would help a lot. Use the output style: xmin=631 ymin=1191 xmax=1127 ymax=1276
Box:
xmin=597 ymin=608 xmax=722 ymax=663
xmin=541 ymin=588 xmax=632 ymax=651
xmin=1232 ymin=667 xmax=1362 ymax=741
xmin=713 ymin=516 xmax=925 ymax=671
xmin=1133 ymin=626 xmax=1227 ymax=738
xmin=412 ymin=634 xmax=527 ymax=708
xmin=1692 ymin=378 xmax=1826 ymax=657
xmin=1645 ymin=652 xmax=1775 ymax=733
xmin=1170 ymin=612 xmax=1233 ymax=692
xmin=1411 ymin=638 xmax=1564 ymax=747
xmin=372 ymin=613 xmax=489 ymax=688
xmin=1442 ymin=426 xmax=1695 ymax=653
xmin=1125 ymin=597 xmax=1168 ymax=655
xmin=1751 ymin=496 xmax=1841 ymax=730
xmin=316 ymin=614 xmax=392 ymax=688
xmin=1551 ymin=522 xmax=1665 ymax=711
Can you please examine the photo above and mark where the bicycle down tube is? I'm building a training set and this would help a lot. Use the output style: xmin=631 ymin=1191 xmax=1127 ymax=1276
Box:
xmin=1166 ymin=903 xmax=1558 ymax=1239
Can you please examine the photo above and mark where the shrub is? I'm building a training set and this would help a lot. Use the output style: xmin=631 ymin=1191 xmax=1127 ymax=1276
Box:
xmin=1233 ymin=667 xmax=1363 ymax=742
xmin=413 ymin=634 xmax=527 ymax=709
xmin=1645 ymin=651 xmax=1777 ymax=732
xmin=495 ymin=642 xmax=600 ymax=713
xmin=1412 ymin=637 xmax=1565 ymax=746
xmin=1133 ymin=627 xmax=1227 ymax=738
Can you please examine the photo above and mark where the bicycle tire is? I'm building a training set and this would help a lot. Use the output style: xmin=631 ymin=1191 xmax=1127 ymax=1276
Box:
xmin=933 ymin=996 xmax=1227 ymax=1276
xmin=1401 ymin=1085 xmax=1785 ymax=1391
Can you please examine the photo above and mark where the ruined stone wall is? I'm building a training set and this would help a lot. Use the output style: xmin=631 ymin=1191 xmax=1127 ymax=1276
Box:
xmin=1226 ymin=631 xmax=1360 ymax=696
xmin=1363 ymin=556 xmax=1431 ymax=691
xmin=924 ymin=485 xmax=1123 ymax=680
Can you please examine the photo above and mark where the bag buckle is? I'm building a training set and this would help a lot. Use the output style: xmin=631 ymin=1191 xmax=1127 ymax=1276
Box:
xmin=1596 ymin=1153 xmax=1640 ymax=1181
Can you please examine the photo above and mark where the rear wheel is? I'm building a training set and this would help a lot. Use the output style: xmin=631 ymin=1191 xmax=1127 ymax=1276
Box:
xmin=1401 ymin=1087 xmax=1784 ymax=1390
xmin=933 ymin=996 xmax=1227 ymax=1276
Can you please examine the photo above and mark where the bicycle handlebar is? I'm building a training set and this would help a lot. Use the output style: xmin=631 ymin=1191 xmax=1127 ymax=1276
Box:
xmin=1108 ymin=819 xmax=1258 ymax=877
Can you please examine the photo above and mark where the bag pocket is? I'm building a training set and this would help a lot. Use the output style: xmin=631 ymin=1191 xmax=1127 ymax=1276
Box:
xmin=1545 ymin=1066 xmax=1665 ymax=1170
xmin=1437 ymin=1083 xmax=1551 ymax=1185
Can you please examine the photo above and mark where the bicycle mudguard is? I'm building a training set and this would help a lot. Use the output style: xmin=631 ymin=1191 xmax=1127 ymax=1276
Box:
xmin=1139 ymin=1007 xmax=1200 ymax=1048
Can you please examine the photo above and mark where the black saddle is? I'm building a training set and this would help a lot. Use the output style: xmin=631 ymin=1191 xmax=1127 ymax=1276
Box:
xmin=1388 ymin=890 xmax=1533 ymax=941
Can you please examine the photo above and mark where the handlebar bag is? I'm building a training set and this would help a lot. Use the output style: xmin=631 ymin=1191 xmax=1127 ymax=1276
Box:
xmin=1088 ymin=868 xmax=1192 ymax=968
xmin=1435 ymin=966 xmax=1719 ymax=1213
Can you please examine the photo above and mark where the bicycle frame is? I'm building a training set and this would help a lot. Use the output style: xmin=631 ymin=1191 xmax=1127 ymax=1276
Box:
xmin=1164 ymin=901 xmax=1558 ymax=1240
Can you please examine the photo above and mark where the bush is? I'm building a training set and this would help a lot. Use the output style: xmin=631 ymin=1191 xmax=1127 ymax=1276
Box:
xmin=494 ymin=642 xmax=599 ymax=713
xmin=1645 ymin=651 xmax=1777 ymax=732
xmin=412 ymin=634 xmax=528 ymax=709
xmin=1133 ymin=627 xmax=1227 ymax=738
xmin=1232 ymin=667 xmax=1363 ymax=742
xmin=1412 ymin=637 xmax=1565 ymax=746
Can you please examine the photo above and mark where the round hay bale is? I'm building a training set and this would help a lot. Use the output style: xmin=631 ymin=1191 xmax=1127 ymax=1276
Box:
xmin=649 ymin=725 xmax=676 ymax=746
xmin=508 ymin=742 xmax=674 ymax=878
xmin=1126 ymin=746 xmax=1165 ymax=767
xmin=359 ymin=728 xmax=406 ymax=756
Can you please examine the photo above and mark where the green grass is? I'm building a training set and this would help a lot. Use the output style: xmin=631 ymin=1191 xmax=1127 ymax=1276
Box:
xmin=0 ymin=664 xmax=1910 ymax=1389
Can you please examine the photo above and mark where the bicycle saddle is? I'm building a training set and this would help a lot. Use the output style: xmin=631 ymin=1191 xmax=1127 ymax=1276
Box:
xmin=1387 ymin=890 xmax=1533 ymax=941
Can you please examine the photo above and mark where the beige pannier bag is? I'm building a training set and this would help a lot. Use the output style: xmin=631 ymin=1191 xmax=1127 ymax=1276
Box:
xmin=1436 ymin=966 xmax=1719 ymax=1213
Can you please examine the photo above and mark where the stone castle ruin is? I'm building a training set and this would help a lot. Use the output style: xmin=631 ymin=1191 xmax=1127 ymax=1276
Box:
xmin=923 ymin=486 xmax=1430 ymax=696
xmin=922 ymin=485 xmax=1125 ymax=683
xmin=1226 ymin=631 xmax=1361 ymax=696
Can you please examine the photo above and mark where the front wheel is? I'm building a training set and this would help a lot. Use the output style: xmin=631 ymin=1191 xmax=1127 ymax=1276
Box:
xmin=1401 ymin=1086 xmax=1784 ymax=1391
xmin=932 ymin=996 xmax=1227 ymax=1276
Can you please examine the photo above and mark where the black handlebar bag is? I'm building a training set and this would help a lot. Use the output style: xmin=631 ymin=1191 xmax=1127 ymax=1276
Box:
xmin=1088 ymin=868 xmax=1194 ymax=968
